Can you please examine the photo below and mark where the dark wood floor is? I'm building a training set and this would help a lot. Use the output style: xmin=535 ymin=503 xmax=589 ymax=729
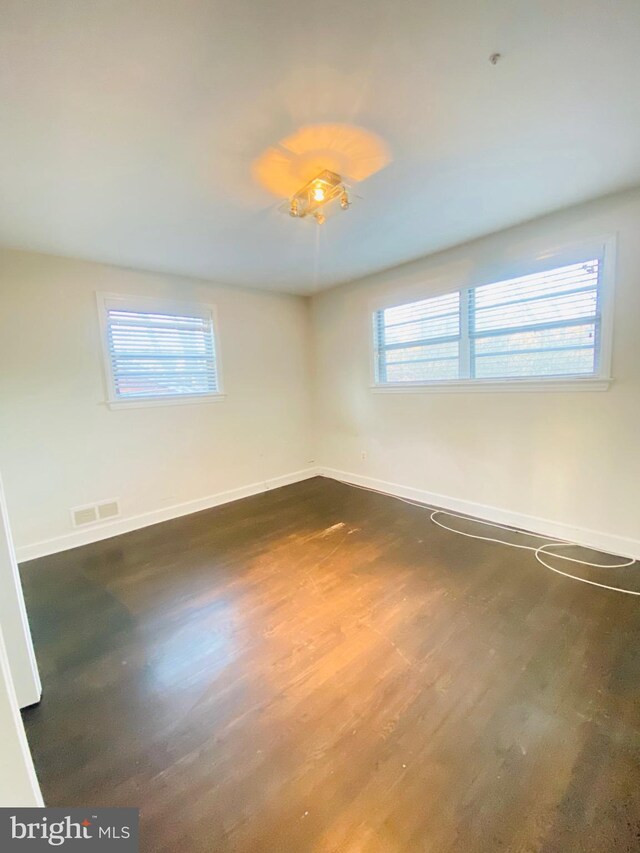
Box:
xmin=20 ymin=477 xmax=640 ymax=852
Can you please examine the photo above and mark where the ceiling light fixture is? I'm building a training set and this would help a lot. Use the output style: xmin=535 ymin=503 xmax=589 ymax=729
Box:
xmin=288 ymin=169 xmax=350 ymax=224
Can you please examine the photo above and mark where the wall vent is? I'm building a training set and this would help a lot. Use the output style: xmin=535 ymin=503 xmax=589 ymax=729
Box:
xmin=71 ymin=505 xmax=98 ymax=527
xmin=97 ymin=500 xmax=120 ymax=521
xmin=71 ymin=499 xmax=120 ymax=527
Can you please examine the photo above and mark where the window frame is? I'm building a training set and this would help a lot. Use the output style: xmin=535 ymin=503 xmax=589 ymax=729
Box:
xmin=97 ymin=292 xmax=225 ymax=409
xmin=370 ymin=236 xmax=616 ymax=393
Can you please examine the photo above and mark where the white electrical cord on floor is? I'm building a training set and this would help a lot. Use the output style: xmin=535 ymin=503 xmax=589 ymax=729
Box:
xmin=346 ymin=481 xmax=639 ymax=597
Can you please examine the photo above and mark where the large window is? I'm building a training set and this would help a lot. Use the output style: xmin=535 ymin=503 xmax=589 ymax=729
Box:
xmin=373 ymin=255 xmax=613 ymax=389
xmin=98 ymin=294 xmax=222 ymax=406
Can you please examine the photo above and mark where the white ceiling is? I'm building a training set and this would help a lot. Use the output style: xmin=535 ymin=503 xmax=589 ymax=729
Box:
xmin=1 ymin=0 xmax=640 ymax=294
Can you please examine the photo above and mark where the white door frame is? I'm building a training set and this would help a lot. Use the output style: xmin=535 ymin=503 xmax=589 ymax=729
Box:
xmin=0 ymin=622 xmax=44 ymax=806
xmin=0 ymin=473 xmax=41 ymax=708
xmin=0 ymin=467 xmax=43 ymax=805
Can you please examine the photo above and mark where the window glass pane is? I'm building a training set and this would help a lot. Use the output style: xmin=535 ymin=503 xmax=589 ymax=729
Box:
xmin=473 ymin=290 xmax=597 ymax=333
xmin=385 ymin=341 xmax=459 ymax=364
xmin=474 ymin=261 xmax=598 ymax=308
xmin=382 ymin=292 xmax=460 ymax=345
xmin=473 ymin=323 xmax=596 ymax=355
xmin=475 ymin=347 xmax=595 ymax=379
xmin=375 ymin=292 xmax=461 ymax=383
xmin=386 ymin=350 xmax=460 ymax=382
xmin=106 ymin=307 xmax=219 ymax=400
xmin=470 ymin=260 xmax=599 ymax=380
xmin=473 ymin=261 xmax=599 ymax=333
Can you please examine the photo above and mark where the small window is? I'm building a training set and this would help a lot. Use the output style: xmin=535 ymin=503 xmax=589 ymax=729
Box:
xmin=98 ymin=294 xmax=222 ymax=405
xmin=373 ymin=254 xmax=612 ymax=389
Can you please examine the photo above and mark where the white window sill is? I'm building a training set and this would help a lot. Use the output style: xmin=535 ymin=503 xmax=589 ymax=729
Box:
xmin=371 ymin=377 xmax=613 ymax=394
xmin=105 ymin=393 xmax=227 ymax=410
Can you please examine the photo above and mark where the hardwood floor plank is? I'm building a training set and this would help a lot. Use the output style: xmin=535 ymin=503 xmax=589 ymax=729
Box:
xmin=20 ymin=477 xmax=640 ymax=851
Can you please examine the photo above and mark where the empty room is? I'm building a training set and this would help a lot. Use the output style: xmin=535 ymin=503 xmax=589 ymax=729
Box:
xmin=1 ymin=1 xmax=639 ymax=851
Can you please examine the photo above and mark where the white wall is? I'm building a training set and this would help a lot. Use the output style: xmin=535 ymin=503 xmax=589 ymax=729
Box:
xmin=0 ymin=249 xmax=313 ymax=557
xmin=1 ymin=188 xmax=639 ymax=565
xmin=311 ymin=189 xmax=640 ymax=555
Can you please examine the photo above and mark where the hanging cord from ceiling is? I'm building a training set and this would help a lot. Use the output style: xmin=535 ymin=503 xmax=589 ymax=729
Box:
xmin=343 ymin=481 xmax=639 ymax=596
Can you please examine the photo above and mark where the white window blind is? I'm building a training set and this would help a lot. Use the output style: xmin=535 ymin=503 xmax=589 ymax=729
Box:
xmin=374 ymin=291 xmax=461 ymax=383
xmin=101 ymin=298 xmax=220 ymax=402
xmin=373 ymin=258 xmax=606 ymax=386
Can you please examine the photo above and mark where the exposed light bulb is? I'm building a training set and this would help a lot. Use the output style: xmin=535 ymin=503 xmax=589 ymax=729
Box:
xmin=286 ymin=171 xmax=351 ymax=223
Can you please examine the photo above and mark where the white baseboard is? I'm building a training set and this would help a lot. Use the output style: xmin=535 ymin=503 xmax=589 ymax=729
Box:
xmin=17 ymin=468 xmax=320 ymax=563
xmin=319 ymin=467 xmax=640 ymax=561
xmin=18 ymin=465 xmax=640 ymax=564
